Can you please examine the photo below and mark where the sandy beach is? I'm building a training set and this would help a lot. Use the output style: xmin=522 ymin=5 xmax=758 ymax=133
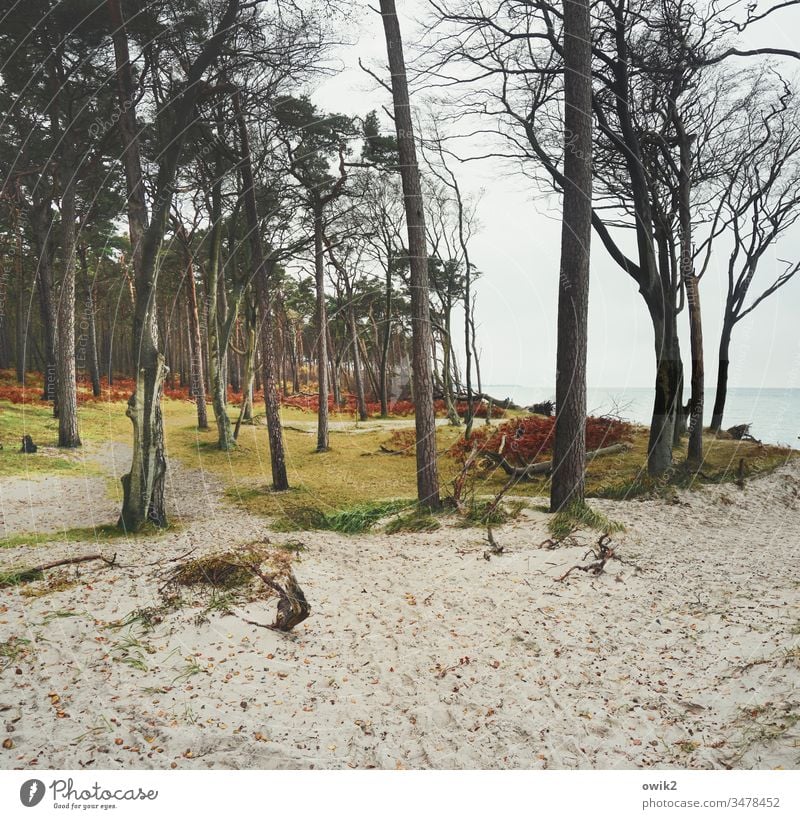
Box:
xmin=1 ymin=444 xmax=798 ymax=771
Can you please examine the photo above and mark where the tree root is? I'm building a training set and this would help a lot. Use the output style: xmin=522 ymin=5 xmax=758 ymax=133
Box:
xmin=557 ymin=534 xmax=616 ymax=582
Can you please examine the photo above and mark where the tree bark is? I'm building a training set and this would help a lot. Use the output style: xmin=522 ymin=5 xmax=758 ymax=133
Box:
xmin=686 ymin=274 xmax=704 ymax=463
xmin=550 ymin=0 xmax=592 ymax=512
xmin=56 ymin=154 xmax=81 ymax=448
xmin=647 ymin=308 xmax=681 ymax=477
xmin=380 ymin=0 xmax=441 ymax=509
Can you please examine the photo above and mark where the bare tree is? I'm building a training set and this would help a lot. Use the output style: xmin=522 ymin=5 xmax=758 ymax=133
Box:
xmin=697 ymin=89 xmax=800 ymax=432
xmin=379 ymin=0 xmax=441 ymax=509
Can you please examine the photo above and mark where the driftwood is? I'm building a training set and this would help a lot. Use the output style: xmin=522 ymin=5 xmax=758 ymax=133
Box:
xmin=452 ymin=391 xmax=522 ymax=411
xmin=243 ymin=563 xmax=310 ymax=632
xmin=0 ymin=553 xmax=117 ymax=586
xmin=557 ymin=535 xmax=615 ymax=582
xmin=486 ymin=442 xmax=630 ymax=480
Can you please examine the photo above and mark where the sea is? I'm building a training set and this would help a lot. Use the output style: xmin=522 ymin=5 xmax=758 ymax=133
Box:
xmin=484 ymin=385 xmax=799 ymax=448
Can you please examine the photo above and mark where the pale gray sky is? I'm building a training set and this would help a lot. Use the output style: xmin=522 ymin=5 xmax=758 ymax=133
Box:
xmin=313 ymin=1 xmax=800 ymax=390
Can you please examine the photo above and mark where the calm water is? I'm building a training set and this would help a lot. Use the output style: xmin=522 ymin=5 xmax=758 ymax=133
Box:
xmin=485 ymin=385 xmax=799 ymax=447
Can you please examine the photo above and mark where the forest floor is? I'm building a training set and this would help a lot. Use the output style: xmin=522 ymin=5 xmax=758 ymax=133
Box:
xmin=1 ymin=395 xmax=799 ymax=770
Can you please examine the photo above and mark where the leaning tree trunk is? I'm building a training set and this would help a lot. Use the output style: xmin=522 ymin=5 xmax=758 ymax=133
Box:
xmin=232 ymin=89 xmax=289 ymax=489
xmin=710 ymin=318 xmax=733 ymax=432
xmin=550 ymin=0 xmax=592 ymax=512
xmin=380 ymin=0 xmax=440 ymax=509
xmin=313 ymin=203 xmax=330 ymax=451
xmin=441 ymin=312 xmax=461 ymax=427
xmin=108 ymin=0 xmax=166 ymax=531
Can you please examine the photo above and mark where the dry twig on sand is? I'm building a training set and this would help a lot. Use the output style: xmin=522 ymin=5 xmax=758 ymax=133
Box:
xmin=557 ymin=534 xmax=616 ymax=582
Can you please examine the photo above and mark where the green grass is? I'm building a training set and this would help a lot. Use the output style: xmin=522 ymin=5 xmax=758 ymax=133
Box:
xmin=0 ymin=397 xmax=130 ymax=478
xmin=1 ymin=374 xmax=796 ymax=538
xmin=385 ymin=509 xmax=443 ymax=534
xmin=0 ymin=522 xmax=177 ymax=550
xmin=456 ymin=498 xmax=528 ymax=528
xmin=548 ymin=500 xmax=625 ymax=540
xmin=274 ymin=499 xmax=412 ymax=533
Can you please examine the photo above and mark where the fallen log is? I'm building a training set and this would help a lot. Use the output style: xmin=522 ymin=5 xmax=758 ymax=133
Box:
xmin=452 ymin=391 xmax=522 ymax=411
xmin=0 ymin=553 xmax=117 ymax=586
xmin=485 ymin=442 xmax=630 ymax=480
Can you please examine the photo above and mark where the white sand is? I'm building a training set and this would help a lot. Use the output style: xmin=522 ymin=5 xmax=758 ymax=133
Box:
xmin=1 ymin=448 xmax=798 ymax=770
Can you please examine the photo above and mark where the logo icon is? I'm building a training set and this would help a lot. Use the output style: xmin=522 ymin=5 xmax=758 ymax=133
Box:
xmin=20 ymin=780 xmax=45 ymax=807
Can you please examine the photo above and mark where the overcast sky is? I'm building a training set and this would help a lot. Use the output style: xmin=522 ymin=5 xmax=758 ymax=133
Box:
xmin=312 ymin=1 xmax=800 ymax=390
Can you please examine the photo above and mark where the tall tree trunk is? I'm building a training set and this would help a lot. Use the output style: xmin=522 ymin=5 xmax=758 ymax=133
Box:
xmin=380 ymin=0 xmax=440 ymax=509
xmin=327 ymin=322 xmax=341 ymax=410
xmin=676 ymin=117 xmax=703 ymax=465
xmin=289 ymin=321 xmax=300 ymax=394
xmin=550 ymin=0 xmax=592 ymax=511
xmin=107 ymin=0 xmax=166 ymax=530
xmin=31 ymin=201 xmax=58 ymax=406
xmin=56 ymin=159 xmax=81 ymax=448
xmin=349 ymin=309 xmax=368 ymax=421
xmin=183 ymin=244 xmax=209 ymax=430
xmin=379 ymin=266 xmax=392 ymax=418
xmin=78 ymin=246 xmax=101 ymax=397
xmin=710 ymin=318 xmax=732 ymax=432
xmin=441 ymin=312 xmax=461 ymax=427
xmin=313 ymin=203 xmax=330 ymax=451
xmin=206 ymin=196 xmax=234 ymax=448
xmin=232 ymin=89 xmax=288 ymax=488
xmin=242 ymin=307 xmax=256 ymax=423
xmin=13 ymin=205 xmax=26 ymax=383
